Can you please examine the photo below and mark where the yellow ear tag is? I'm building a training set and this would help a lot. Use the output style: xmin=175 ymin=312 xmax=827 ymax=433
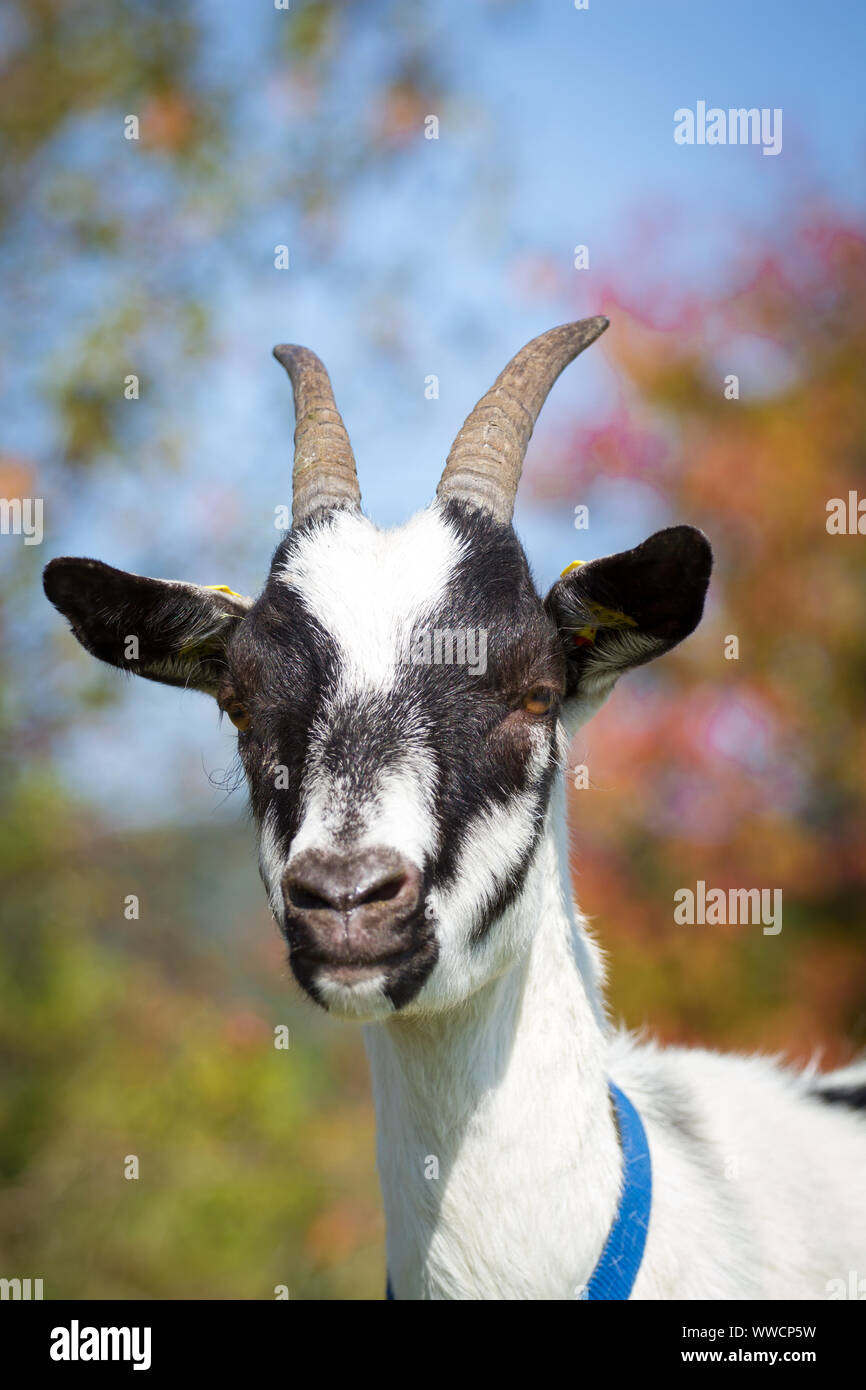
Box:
xmin=559 ymin=562 xmax=596 ymax=645
xmin=178 ymin=585 xmax=246 ymax=657
xmin=585 ymin=600 xmax=638 ymax=630
xmin=205 ymin=584 xmax=244 ymax=599
xmin=558 ymin=560 xmax=637 ymax=647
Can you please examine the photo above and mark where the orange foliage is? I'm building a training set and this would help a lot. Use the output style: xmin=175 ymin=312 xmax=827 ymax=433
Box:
xmin=548 ymin=212 xmax=866 ymax=1058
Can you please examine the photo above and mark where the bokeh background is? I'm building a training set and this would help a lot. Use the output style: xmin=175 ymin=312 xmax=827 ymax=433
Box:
xmin=2 ymin=0 xmax=865 ymax=1299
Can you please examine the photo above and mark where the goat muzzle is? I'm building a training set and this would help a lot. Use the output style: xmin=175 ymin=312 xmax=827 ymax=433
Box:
xmin=281 ymin=847 xmax=424 ymax=971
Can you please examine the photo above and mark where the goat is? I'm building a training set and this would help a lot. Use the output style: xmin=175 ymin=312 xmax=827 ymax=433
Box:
xmin=44 ymin=319 xmax=866 ymax=1300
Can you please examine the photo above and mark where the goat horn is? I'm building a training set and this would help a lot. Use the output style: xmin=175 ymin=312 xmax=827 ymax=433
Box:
xmin=436 ymin=316 xmax=609 ymax=523
xmin=272 ymin=345 xmax=361 ymax=526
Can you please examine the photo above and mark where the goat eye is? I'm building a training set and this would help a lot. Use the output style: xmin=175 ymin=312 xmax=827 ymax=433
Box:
xmin=522 ymin=687 xmax=555 ymax=716
xmin=226 ymin=701 xmax=251 ymax=732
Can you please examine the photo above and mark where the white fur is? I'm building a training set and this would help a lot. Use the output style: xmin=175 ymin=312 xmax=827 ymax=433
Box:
xmin=280 ymin=507 xmax=466 ymax=697
xmin=290 ymin=746 xmax=440 ymax=870
xmin=316 ymin=970 xmax=394 ymax=1020
xmin=365 ymin=773 xmax=866 ymax=1299
xmin=405 ymin=728 xmax=552 ymax=1016
xmin=278 ymin=508 xmax=457 ymax=893
xmin=365 ymin=783 xmax=622 ymax=1299
xmin=272 ymin=507 xmax=866 ymax=1299
xmin=258 ymin=806 xmax=285 ymax=920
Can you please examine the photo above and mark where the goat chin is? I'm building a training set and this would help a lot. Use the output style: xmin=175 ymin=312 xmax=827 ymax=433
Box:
xmin=312 ymin=969 xmax=396 ymax=1022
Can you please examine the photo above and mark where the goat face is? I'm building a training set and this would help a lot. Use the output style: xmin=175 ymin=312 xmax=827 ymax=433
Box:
xmin=225 ymin=500 xmax=565 ymax=1018
xmin=43 ymin=321 xmax=712 ymax=1021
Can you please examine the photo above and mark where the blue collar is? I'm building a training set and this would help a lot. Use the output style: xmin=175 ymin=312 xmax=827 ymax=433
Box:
xmin=386 ymin=1080 xmax=651 ymax=1301
xmin=579 ymin=1082 xmax=652 ymax=1299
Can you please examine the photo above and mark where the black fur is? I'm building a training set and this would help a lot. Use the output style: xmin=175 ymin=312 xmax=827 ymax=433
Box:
xmin=812 ymin=1083 xmax=866 ymax=1112
xmin=43 ymin=557 xmax=247 ymax=694
xmin=43 ymin=504 xmax=713 ymax=1014
xmin=546 ymin=526 xmax=712 ymax=695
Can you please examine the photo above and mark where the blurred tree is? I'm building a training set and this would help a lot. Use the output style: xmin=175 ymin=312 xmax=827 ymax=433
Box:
xmin=0 ymin=0 xmax=452 ymax=470
xmin=536 ymin=211 xmax=866 ymax=1062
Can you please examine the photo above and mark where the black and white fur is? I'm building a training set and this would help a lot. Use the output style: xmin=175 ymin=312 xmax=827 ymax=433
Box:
xmin=44 ymin=418 xmax=866 ymax=1303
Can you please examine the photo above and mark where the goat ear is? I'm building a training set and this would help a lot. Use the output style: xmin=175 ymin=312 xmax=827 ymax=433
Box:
xmin=544 ymin=526 xmax=712 ymax=710
xmin=43 ymin=557 xmax=252 ymax=696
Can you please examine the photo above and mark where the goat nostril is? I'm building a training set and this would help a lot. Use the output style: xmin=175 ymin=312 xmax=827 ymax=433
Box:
xmin=287 ymin=880 xmax=334 ymax=912
xmin=287 ymin=872 xmax=408 ymax=914
xmin=282 ymin=851 xmax=421 ymax=925
xmin=356 ymin=874 xmax=407 ymax=907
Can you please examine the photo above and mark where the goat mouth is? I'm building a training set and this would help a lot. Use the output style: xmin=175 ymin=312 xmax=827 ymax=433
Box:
xmin=293 ymin=942 xmax=416 ymax=974
xmin=287 ymin=913 xmax=439 ymax=1013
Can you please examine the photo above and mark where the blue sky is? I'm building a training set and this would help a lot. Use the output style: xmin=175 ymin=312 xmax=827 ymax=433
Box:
xmin=11 ymin=0 xmax=866 ymax=826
